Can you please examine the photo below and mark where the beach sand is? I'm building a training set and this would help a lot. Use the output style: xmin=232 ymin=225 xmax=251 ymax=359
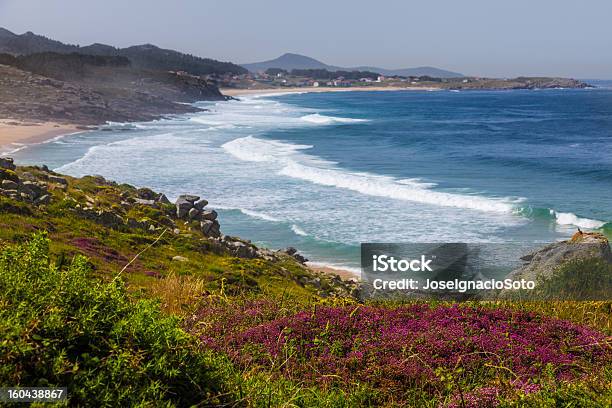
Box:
xmin=0 ymin=120 xmax=78 ymax=154
xmin=221 ymin=86 xmax=438 ymax=97
xmin=307 ymin=263 xmax=360 ymax=281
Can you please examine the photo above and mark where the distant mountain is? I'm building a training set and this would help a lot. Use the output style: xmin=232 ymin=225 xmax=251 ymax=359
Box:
xmin=242 ymin=53 xmax=464 ymax=78
xmin=0 ymin=28 xmax=246 ymax=75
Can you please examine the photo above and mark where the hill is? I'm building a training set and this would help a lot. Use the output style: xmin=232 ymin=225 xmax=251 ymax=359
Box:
xmin=241 ymin=52 xmax=464 ymax=78
xmin=0 ymin=27 xmax=246 ymax=76
xmin=0 ymin=53 xmax=225 ymax=125
xmin=0 ymin=157 xmax=610 ymax=406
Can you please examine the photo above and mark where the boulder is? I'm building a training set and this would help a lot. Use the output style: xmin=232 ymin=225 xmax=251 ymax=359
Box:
xmin=200 ymin=210 xmax=218 ymax=221
xmin=0 ymin=157 xmax=16 ymax=171
xmin=134 ymin=198 xmax=156 ymax=206
xmin=35 ymin=194 xmax=51 ymax=206
xmin=188 ymin=207 xmax=200 ymax=219
xmin=21 ymin=181 xmax=45 ymax=199
xmin=0 ymin=168 xmax=19 ymax=182
xmin=136 ymin=187 xmax=157 ymax=200
xmin=1 ymin=179 xmax=19 ymax=190
xmin=48 ymin=175 xmax=68 ymax=185
xmin=194 ymin=199 xmax=208 ymax=210
xmin=178 ymin=194 xmax=200 ymax=203
xmin=175 ymin=197 xmax=194 ymax=218
xmin=508 ymin=232 xmax=612 ymax=284
xmin=156 ymin=193 xmax=171 ymax=204
xmin=200 ymin=220 xmax=214 ymax=235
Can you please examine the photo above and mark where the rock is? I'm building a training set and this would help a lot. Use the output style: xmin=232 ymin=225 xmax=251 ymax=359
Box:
xmin=136 ymin=187 xmax=157 ymax=200
xmin=35 ymin=194 xmax=51 ymax=205
xmin=157 ymin=193 xmax=171 ymax=204
xmin=0 ymin=157 xmax=16 ymax=171
xmin=284 ymin=247 xmax=298 ymax=256
xmin=200 ymin=210 xmax=217 ymax=221
xmin=178 ymin=194 xmax=200 ymax=203
xmin=188 ymin=207 xmax=200 ymax=219
xmin=1 ymin=179 xmax=19 ymax=190
xmin=134 ymin=198 xmax=156 ymax=206
xmin=172 ymin=255 xmax=189 ymax=262
xmin=506 ymin=232 xmax=612 ymax=284
xmin=48 ymin=175 xmax=68 ymax=185
xmin=175 ymin=197 xmax=194 ymax=218
xmin=209 ymin=220 xmax=221 ymax=237
xmin=200 ymin=220 xmax=214 ymax=235
xmin=281 ymin=247 xmax=308 ymax=263
xmin=194 ymin=199 xmax=208 ymax=210
xmin=21 ymin=181 xmax=45 ymax=199
xmin=81 ymin=209 xmax=124 ymax=229
xmin=0 ymin=168 xmax=19 ymax=182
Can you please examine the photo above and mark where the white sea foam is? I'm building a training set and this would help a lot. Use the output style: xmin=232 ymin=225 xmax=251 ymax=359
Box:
xmin=291 ymin=224 xmax=308 ymax=236
xmin=238 ymin=208 xmax=282 ymax=222
xmin=300 ymin=113 xmax=368 ymax=124
xmin=279 ymin=162 xmax=515 ymax=213
xmin=222 ymin=136 xmax=517 ymax=214
xmin=555 ymin=211 xmax=605 ymax=229
xmin=221 ymin=136 xmax=314 ymax=163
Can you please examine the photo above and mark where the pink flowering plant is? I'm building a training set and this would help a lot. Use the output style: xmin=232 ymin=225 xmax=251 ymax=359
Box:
xmin=189 ymin=300 xmax=611 ymax=405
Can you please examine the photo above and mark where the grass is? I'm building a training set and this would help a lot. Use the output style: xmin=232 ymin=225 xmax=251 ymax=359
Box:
xmin=1 ymin=166 xmax=611 ymax=407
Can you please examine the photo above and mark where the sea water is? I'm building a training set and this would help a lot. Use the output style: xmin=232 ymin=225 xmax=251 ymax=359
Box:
xmin=9 ymin=88 xmax=612 ymax=272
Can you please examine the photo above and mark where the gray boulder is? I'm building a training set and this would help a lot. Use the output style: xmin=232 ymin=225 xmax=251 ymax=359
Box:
xmin=175 ymin=197 xmax=194 ymax=218
xmin=134 ymin=198 xmax=156 ymax=206
xmin=200 ymin=210 xmax=218 ymax=221
xmin=194 ymin=199 xmax=208 ymax=210
xmin=157 ymin=193 xmax=171 ymax=204
xmin=178 ymin=194 xmax=200 ymax=203
xmin=48 ymin=175 xmax=68 ymax=185
xmin=0 ymin=157 xmax=16 ymax=171
xmin=35 ymin=194 xmax=51 ymax=206
xmin=1 ymin=179 xmax=19 ymax=190
xmin=508 ymin=232 xmax=612 ymax=283
xmin=188 ymin=207 xmax=200 ymax=219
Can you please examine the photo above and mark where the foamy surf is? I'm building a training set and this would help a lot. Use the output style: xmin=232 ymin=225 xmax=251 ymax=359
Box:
xmin=555 ymin=211 xmax=605 ymax=229
xmin=300 ymin=113 xmax=368 ymax=124
xmin=291 ymin=224 xmax=308 ymax=236
xmin=223 ymin=135 xmax=517 ymax=214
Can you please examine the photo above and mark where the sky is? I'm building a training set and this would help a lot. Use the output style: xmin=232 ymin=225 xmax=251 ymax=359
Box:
xmin=1 ymin=0 xmax=611 ymax=78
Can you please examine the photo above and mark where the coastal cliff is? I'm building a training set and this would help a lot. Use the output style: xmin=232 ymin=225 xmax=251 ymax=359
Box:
xmin=0 ymin=54 xmax=225 ymax=126
xmin=1 ymin=156 xmax=610 ymax=406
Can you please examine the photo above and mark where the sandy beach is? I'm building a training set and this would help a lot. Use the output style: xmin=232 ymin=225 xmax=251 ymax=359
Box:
xmin=221 ymin=85 xmax=438 ymax=97
xmin=0 ymin=120 xmax=78 ymax=154
xmin=307 ymin=263 xmax=360 ymax=281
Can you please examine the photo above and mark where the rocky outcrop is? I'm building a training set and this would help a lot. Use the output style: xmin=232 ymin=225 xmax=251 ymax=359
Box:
xmin=174 ymin=195 xmax=221 ymax=238
xmin=508 ymin=232 xmax=612 ymax=283
xmin=0 ymin=160 xmax=52 ymax=206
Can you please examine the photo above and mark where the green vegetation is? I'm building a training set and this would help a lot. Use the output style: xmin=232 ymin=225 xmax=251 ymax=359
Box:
xmin=0 ymin=233 xmax=230 ymax=406
xmin=0 ymin=164 xmax=610 ymax=407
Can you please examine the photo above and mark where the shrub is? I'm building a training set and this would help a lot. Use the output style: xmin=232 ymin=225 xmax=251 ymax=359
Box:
xmin=0 ymin=232 xmax=229 ymax=407
xmin=193 ymin=301 xmax=612 ymax=405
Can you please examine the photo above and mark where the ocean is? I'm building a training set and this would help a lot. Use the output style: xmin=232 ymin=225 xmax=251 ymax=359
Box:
xmin=8 ymin=88 xmax=612 ymax=273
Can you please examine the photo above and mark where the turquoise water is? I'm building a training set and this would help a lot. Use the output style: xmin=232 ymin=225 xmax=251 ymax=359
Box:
xmin=8 ymin=88 xmax=612 ymax=272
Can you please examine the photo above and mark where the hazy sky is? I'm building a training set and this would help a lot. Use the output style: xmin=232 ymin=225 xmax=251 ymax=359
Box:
xmin=1 ymin=0 xmax=611 ymax=78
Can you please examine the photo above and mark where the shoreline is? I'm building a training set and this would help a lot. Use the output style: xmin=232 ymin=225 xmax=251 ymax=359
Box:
xmin=0 ymin=120 xmax=79 ymax=155
xmin=306 ymin=263 xmax=361 ymax=281
xmin=221 ymin=85 xmax=439 ymax=97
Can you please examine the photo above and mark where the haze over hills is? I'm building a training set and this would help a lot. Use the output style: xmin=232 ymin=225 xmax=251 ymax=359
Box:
xmin=242 ymin=53 xmax=464 ymax=78
xmin=0 ymin=27 xmax=246 ymax=75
